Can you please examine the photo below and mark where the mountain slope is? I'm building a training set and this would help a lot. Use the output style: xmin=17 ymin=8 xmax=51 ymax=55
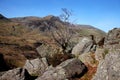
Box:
xmin=0 ymin=14 xmax=106 ymax=69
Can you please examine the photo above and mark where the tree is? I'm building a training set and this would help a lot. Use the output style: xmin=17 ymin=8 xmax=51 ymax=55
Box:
xmin=51 ymin=8 xmax=74 ymax=54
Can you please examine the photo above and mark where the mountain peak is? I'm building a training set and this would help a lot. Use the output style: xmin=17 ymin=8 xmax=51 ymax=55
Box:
xmin=43 ymin=15 xmax=60 ymax=21
xmin=0 ymin=14 xmax=9 ymax=21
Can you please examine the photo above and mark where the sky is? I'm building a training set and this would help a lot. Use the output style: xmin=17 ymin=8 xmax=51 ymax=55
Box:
xmin=0 ymin=0 xmax=120 ymax=32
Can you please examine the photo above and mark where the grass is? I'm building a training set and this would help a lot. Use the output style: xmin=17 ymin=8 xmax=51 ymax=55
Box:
xmin=103 ymin=49 xmax=109 ymax=59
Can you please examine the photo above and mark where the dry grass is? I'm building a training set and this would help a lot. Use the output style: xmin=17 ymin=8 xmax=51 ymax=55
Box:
xmin=79 ymin=64 xmax=97 ymax=80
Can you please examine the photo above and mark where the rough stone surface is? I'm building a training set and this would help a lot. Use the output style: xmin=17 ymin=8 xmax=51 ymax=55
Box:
xmin=92 ymin=50 xmax=120 ymax=80
xmin=24 ymin=58 xmax=48 ymax=76
xmin=95 ymin=48 xmax=106 ymax=62
xmin=78 ymin=52 xmax=97 ymax=67
xmin=72 ymin=37 xmax=95 ymax=57
xmin=36 ymin=44 xmax=59 ymax=58
xmin=0 ymin=72 xmax=6 ymax=77
xmin=104 ymin=28 xmax=120 ymax=49
xmin=0 ymin=68 xmax=31 ymax=80
xmin=93 ymin=28 xmax=120 ymax=80
xmin=36 ymin=58 xmax=87 ymax=80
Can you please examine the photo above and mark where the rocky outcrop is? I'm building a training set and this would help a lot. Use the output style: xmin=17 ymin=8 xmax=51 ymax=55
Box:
xmin=93 ymin=50 xmax=120 ymax=80
xmin=36 ymin=58 xmax=87 ymax=80
xmin=0 ymin=68 xmax=32 ymax=80
xmin=104 ymin=28 xmax=120 ymax=49
xmin=95 ymin=48 xmax=107 ymax=62
xmin=93 ymin=28 xmax=120 ymax=80
xmin=36 ymin=44 xmax=59 ymax=58
xmin=78 ymin=52 xmax=97 ymax=67
xmin=72 ymin=37 xmax=96 ymax=57
xmin=24 ymin=58 xmax=48 ymax=76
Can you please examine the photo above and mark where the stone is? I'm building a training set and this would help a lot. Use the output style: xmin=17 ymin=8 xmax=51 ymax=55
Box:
xmin=92 ymin=50 xmax=120 ymax=80
xmin=72 ymin=37 xmax=95 ymax=57
xmin=93 ymin=28 xmax=120 ymax=80
xmin=36 ymin=44 xmax=59 ymax=58
xmin=24 ymin=58 xmax=48 ymax=76
xmin=0 ymin=71 xmax=6 ymax=77
xmin=104 ymin=28 xmax=120 ymax=49
xmin=0 ymin=68 xmax=31 ymax=80
xmin=0 ymin=53 xmax=9 ymax=71
xmin=78 ymin=52 xmax=97 ymax=67
xmin=95 ymin=48 xmax=106 ymax=62
xmin=36 ymin=58 xmax=87 ymax=80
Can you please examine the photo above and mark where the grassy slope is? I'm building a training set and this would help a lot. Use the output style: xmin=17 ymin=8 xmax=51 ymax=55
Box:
xmin=0 ymin=21 xmax=47 ymax=68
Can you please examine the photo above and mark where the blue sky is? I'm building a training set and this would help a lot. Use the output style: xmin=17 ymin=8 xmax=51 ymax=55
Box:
xmin=0 ymin=0 xmax=120 ymax=32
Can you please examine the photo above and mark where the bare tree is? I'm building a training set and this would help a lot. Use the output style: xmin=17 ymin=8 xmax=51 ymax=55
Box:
xmin=51 ymin=8 xmax=74 ymax=54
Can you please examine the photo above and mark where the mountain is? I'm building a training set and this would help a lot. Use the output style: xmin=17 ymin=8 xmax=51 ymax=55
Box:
xmin=0 ymin=14 xmax=106 ymax=69
xmin=10 ymin=15 xmax=106 ymax=38
xmin=0 ymin=14 xmax=9 ymax=21
xmin=10 ymin=15 xmax=61 ymax=30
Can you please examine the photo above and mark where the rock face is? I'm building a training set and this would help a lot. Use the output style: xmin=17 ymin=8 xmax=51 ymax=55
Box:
xmin=24 ymin=58 xmax=48 ymax=76
xmin=104 ymin=28 xmax=120 ymax=49
xmin=36 ymin=44 xmax=58 ymax=58
xmin=36 ymin=58 xmax=87 ymax=80
xmin=72 ymin=37 xmax=95 ymax=57
xmin=93 ymin=28 xmax=120 ymax=80
xmin=0 ymin=68 xmax=31 ymax=80
xmin=95 ymin=48 xmax=106 ymax=62
xmin=78 ymin=52 xmax=97 ymax=67
xmin=93 ymin=50 xmax=120 ymax=80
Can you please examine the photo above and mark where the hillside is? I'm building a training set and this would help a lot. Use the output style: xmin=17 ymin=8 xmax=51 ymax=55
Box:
xmin=0 ymin=14 xmax=107 ymax=80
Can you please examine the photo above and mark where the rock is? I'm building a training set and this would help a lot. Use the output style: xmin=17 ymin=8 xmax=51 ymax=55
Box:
xmin=92 ymin=50 xmax=120 ymax=80
xmin=0 ymin=71 xmax=6 ymax=77
xmin=93 ymin=28 xmax=120 ymax=80
xmin=0 ymin=53 xmax=9 ymax=71
xmin=78 ymin=52 xmax=97 ymax=67
xmin=36 ymin=44 xmax=59 ymax=58
xmin=24 ymin=58 xmax=48 ymax=76
xmin=0 ymin=68 xmax=31 ymax=80
xmin=72 ymin=37 xmax=95 ymax=57
xmin=104 ymin=28 xmax=120 ymax=49
xmin=95 ymin=48 xmax=107 ymax=62
xmin=36 ymin=58 xmax=87 ymax=80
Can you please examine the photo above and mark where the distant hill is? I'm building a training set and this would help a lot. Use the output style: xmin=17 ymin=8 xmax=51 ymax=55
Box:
xmin=10 ymin=15 xmax=106 ymax=35
xmin=10 ymin=15 xmax=61 ymax=30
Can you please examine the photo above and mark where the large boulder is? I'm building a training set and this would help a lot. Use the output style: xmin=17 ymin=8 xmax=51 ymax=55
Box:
xmin=36 ymin=44 xmax=59 ymax=58
xmin=72 ymin=37 xmax=96 ymax=57
xmin=36 ymin=58 xmax=87 ymax=80
xmin=78 ymin=52 xmax=97 ymax=67
xmin=104 ymin=28 xmax=120 ymax=49
xmin=95 ymin=48 xmax=108 ymax=62
xmin=0 ymin=68 xmax=31 ymax=80
xmin=92 ymin=50 xmax=120 ymax=80
xmin=93 ymin=28 xmax=120 ymax=80
xmin=24 ymin=58 xmax=48 ymax=76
